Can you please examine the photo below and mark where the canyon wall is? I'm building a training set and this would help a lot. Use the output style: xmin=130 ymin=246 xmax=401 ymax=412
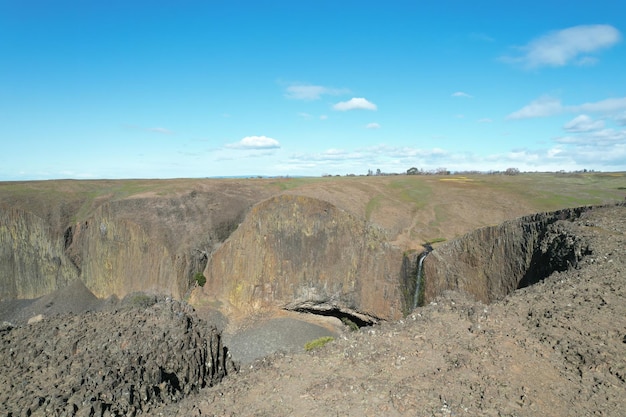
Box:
xmin=422 ymin=206 xmax=596 ymax=304
xmin=0 ymin=207 xmax=79 ymax=300
xmin=66 ymin=205 xmax=179 ymax=299
xmin=2 ymin=176 xmax=617 ymax=322
xmin=0 ymin=187 xmax=265 ymax=301
xmin=200 ymin=195 xmax=408 ymax=321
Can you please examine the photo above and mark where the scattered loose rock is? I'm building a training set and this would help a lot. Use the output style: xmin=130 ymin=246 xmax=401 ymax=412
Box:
xmin=0 ymin=297 xmax=236 ymax=416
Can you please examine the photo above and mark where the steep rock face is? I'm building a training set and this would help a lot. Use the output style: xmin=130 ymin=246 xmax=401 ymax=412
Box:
xmin=201 ymin=195 xmax=407 ymax=321
xmin=0 ymin=207 xmax=78 ymax=300
xmin=1 ymin=187 xmax=262 ymax=301
xmin=65 ymin=194 xmax=252 ymax=299
xmin=67 ymin=206 xmax=178 ymax=299
xmin=423 ymin=206 xmax=597 ymax=304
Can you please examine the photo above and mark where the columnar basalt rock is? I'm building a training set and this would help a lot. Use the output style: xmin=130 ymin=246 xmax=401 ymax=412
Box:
xmin=0 ymin=297 xmax=236 ymax=416
xmin=0 ymin=207 xmax=79 ymax=300
xmin=422 ymin=206 xmax=597 ymax=304
xmin=68 ymin=206 xmax=179 ymax=299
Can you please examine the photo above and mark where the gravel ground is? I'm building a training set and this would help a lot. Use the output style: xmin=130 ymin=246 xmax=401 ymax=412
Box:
xmin=223 ymin=316 xmax=339 ymax=365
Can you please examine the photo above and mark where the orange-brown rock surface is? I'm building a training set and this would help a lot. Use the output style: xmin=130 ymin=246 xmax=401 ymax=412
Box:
xmin=198 ymin=194 xmax=407 ymax=321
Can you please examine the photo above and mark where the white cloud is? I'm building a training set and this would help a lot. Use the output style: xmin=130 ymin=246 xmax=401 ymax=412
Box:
xmin=615 ymin=112 xmax=626 ymax=126
xmin=226 ymin=136 xmax=281 ymax=149
xmin=572 ymin=97 xmax=626 ymax=113
xmin=320 ymin=149 xmax=350 ymax=159
xmin=271 ymin=137 xmax=626 ymax=175
xmin=507 ymin=96 xmax=563 ymax=119
xmin=589 ymin=128 xmax=626 ymax=143
xmin=507 ymin=150 xmax=540 ymax=163
xmin=320 ymin=115 xmax=328 ymax=120
xmin=563 ymin=115 xmax=604 ymax=133
xmin=366 ymin=122 xmax=381 ymax=129
xmin=478 ymin=118 xmax=493 ymax=123
xmin=333 ymin=98 xmax=377 ymax=111
xmin=547 ymin=147 xmax=564 ymax=158
xmin=285 ymin=84 xmax=349 ymax=100
xmin=452 ymin=91 xmax=472 ymax=98
xmin=376 ymin=145 xmax=448 ymax=159
xmin=508 ymin=96 xmax=626 ymax=120
xmin=555 ymin=128 xmax=626 ymax=146
xmin=502 ymin=24 xmax=621 ymax=68
xmin=282 ymin=145 xmax=452 ymax=175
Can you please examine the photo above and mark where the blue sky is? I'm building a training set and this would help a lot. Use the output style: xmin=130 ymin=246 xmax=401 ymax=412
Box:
xmin=1 ymin=1 xmax=625 ymax=180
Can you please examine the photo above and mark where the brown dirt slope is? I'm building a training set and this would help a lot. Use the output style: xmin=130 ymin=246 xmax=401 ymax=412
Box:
xmin=156 ymin=204 xmax=625 ymax=416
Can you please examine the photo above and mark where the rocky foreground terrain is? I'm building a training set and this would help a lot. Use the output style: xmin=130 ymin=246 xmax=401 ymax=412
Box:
xmin=1 ymin=203 xmax=624 ymax=416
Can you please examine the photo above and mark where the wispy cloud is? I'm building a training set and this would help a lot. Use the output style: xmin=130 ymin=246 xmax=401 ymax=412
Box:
xmin=478 ymin=118 xmax=493 ymax=123
xmin=501 ymin=24 xmax=621 ymax=69
xmin=507 ymin=96 xmax=626 ymax=120
xmin=452 ymin=91 xmax=472 ymax=98
xmin=282 ymin=145 xmax=449 ymax=174
xmin=573 ymin=97 xmax=626 ymax=113
xmin=226 ymin=135 xmax=281 ymax=149
xmin=148 ymin=127 xmax=174 ymax=134
xmin=563 ymin=115 xmax=605 ymax=133
xmin=285 ymin=84 xmax=349 ymax=100
xmin=274 ymin=139 xmax=625 ymax=175
xmin=555 ymin=128 xmax=626 ymax=145
xmin=553 ymin=111 xmax=626 ymax=168
xmin=365 ymin=122 xmax=381 ymax=129
xmin=333 ymin=98 xmax=377 ymax=111
xmin=507 ymin=96 xmax=564 ymax=119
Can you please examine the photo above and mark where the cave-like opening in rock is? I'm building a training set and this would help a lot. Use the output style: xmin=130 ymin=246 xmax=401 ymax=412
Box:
xmin=286 ymin=306 xmax=377 ymax=328
xmin=517 ymin=225 xmax=592 ymax=290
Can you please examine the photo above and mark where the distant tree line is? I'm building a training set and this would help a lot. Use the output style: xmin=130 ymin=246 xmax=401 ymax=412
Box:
xmin=329 ymin=167 xmax=597 ymax=177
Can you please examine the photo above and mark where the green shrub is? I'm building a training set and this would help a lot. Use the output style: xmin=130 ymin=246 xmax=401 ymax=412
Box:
xmin=425 ymin=237 xmax=446 ymax=244
xmin=124 ymin=292 xmax=157 ymax=308
xmin=194 ymin=272 xmax=206 ymax=287
xmin=341 ymin=317 xmax=359 ymax=331
xmin=304 ymin=336 xmax=334 ymax=351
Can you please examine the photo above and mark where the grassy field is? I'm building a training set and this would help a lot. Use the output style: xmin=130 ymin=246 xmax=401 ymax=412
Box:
xmin=1 ymin=172 xmax=624 ymax=248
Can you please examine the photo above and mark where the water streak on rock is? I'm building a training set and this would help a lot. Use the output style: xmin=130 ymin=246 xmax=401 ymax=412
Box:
xmin=412 ymin=252 xmax=428 ymax=310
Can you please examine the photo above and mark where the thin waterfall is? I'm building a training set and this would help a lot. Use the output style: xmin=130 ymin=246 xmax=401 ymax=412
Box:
xmin=412 ymin=252 xmax=428 ymax=310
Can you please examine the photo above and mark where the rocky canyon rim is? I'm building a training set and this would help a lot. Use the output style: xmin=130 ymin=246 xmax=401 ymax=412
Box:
xmin=0 ymin=173 xmax=625 ymax=415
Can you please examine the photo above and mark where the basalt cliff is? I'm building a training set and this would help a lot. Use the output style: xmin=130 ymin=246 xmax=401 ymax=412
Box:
xmin=0 ymin=176 xmax=624 ymax=324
